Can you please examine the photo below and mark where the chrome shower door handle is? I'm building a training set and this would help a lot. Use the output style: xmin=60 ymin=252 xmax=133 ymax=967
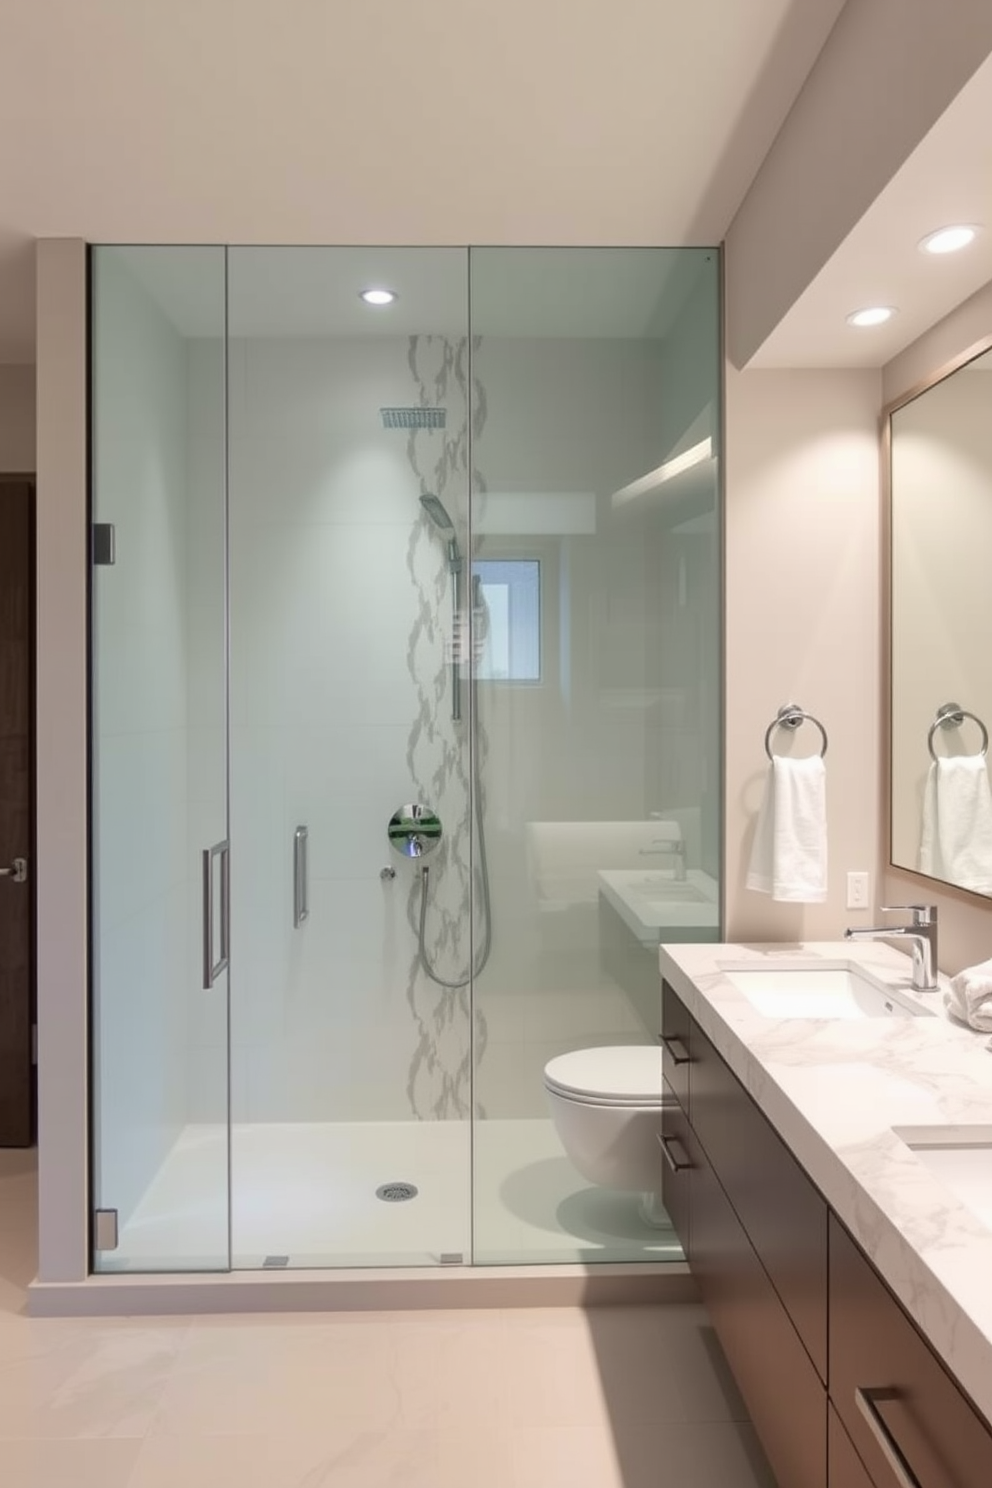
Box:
xmin=202 ymin=839 xmax=230 ymax=989
xmin=293 ymin=826 xmax=309 ymax=928
xmin=0 ymin=857 xmax=28 ymax=883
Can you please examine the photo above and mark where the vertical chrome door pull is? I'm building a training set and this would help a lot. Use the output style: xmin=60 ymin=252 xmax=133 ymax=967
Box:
xmin=202 ymin=839 xmax=230 ymax=988
xmin=294 ymin=826 xmax=309 ymax=927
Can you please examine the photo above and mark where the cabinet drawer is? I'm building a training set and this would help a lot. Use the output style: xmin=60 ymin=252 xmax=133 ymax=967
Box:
xmin=829 ymin=1216 xmax=992 ymax=1488
xmin=659 ymin=1101 xmax=694 ymax=1255
xmin=829 ymin=1404 xmax=876 ymax=1488
xmin=691 ymin=1014 xmax=828 ymax=1380
xmin=661 ymin=980 xmax=692 ymax=1109
xmin=694 ymin=1135 xmax=826 ymax=1488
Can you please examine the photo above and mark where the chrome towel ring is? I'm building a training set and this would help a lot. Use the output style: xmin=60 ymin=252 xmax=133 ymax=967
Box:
xmin=927 ymin=702 xmax=989 ymax=761
xmin=764 ymin=703 xmax=829 ymax=761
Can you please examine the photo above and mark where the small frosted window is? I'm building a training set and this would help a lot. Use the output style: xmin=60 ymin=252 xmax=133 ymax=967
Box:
xmin=473 ymin=559 xmax=540 ymax=682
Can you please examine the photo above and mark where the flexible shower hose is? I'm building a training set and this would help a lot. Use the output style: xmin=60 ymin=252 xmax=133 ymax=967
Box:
xmin=416 ymin=678 xmax=493 ymax=989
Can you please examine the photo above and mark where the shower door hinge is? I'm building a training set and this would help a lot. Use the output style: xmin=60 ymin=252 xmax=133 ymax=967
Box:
xmin=439 ymin=1252 xmax=464 ymax=1266
xmin=93 ymin=1208 xmax=119 ymax=1252
xmin=92 ymin=522 xmax=116 ymax=566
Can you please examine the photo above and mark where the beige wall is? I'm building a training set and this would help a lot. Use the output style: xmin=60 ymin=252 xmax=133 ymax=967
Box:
xmin=0 ymin=363 xmax=35 ymax=471
xmin=883 ymin=280 xmax=992 ymax=973
xmin=724 ymin=365 xmax=883 ymax=941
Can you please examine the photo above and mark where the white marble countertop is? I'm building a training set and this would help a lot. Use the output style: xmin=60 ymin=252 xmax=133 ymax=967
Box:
xmin=658 ymin=939 xmax=992 ymax=1426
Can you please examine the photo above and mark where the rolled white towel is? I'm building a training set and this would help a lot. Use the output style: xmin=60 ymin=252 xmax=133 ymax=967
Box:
xmin=944 ymin=957 xmax=992 ymax=1033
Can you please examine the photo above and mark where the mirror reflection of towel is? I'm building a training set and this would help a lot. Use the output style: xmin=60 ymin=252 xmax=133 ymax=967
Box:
xmin=746 ymin=756 xmax=827 ymax=903
xmin=920 ymin=757 xmax=992 ymax=894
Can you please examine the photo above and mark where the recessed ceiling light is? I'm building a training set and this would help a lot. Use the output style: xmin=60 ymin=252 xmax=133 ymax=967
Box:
xmin=846 ymin=306 xmax=896 ymax=328
xmin=919 ymin=225 xmax=978 ymax=255
xmin=360 ymin=288 xmax=397 ymax=306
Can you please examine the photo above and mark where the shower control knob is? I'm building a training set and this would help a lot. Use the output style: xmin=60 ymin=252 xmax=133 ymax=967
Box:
xmin=387 ymin=803 xmax=442 ymax=859
xmin=380 ymin=866 xmax=396 ymax=881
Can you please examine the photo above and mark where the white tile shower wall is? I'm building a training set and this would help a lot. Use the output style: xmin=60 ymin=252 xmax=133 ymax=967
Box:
xmin=91 ymin=253 xmax=191 ymax=1223
xmin=223 ymin=336 xmax=473 ymax=1125
xmin=205 ymin=329 xmax=689 ymax=1128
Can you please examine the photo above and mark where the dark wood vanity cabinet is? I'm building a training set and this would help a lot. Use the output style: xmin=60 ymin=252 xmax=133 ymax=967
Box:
xmin=661 ymin=981 xmax=827 ymax=1488
xmin=661 ymin=979 xmax=992 ymax=1488
xmin=830 ymin=1215 xmax=992 ymax=1488
xmin=828 ymin=1407 xmax=875 ymax=1488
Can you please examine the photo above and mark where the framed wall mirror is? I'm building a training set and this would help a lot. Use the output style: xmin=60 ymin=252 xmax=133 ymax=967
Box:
xmin=888 ymin=336 xmax=992 ymax=897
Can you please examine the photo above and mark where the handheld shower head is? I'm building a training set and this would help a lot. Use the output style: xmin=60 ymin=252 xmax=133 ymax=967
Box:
xmin=419 ymin=493 xmax=455 ymax=534
xmin=419 ymin=493 xmax=461 ymax=572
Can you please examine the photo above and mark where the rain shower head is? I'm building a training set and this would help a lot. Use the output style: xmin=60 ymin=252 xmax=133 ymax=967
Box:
xmin=381 ymin=406 xmax=447 ymax=430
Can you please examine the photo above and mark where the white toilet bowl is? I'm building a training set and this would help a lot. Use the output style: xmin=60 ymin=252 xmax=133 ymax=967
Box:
xmin=543 ymin=1046 xmax=671 ymax=1227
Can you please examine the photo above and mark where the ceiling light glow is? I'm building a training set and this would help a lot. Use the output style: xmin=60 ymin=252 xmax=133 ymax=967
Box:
xmin=920 ymin=225 xmax=978 ymax=255
xmin=846 ymin=306 xmax=896 ymax=328
xmin=360 ymin=288 xmax=397 ymax=306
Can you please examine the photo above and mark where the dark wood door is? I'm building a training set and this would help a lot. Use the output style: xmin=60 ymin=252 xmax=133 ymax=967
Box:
xmin=0 ymin=482 xmax=34 ymax=1146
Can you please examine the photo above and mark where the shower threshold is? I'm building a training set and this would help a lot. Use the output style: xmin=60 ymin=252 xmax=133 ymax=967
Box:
xmin=31 ymin=1120 xmax=688 ymax=1315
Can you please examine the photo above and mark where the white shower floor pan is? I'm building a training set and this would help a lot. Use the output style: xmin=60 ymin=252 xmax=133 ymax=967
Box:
xmin=104 ymin=1118 xmax=681 ymax=1272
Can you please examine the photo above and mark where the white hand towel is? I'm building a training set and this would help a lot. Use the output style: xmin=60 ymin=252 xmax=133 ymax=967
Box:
xmin=746 ymin=755 xmax=827 ymax=903
xmin=944 ymin=957 xmax=992 ymax=1033
xmin=920 ymin=756 xmax=992 ymax=893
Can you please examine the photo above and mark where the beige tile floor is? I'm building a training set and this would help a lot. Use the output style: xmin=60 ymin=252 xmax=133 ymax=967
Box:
xmin=0 ymin=1150 xmax=777 ymax=1487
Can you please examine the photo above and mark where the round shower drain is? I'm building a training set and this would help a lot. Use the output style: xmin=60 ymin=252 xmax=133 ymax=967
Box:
xmin=376 ymin=1182 xmax=419 ymax=1203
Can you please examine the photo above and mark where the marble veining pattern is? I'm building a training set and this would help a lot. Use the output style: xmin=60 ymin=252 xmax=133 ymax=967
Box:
xmin=402 ymin=335 xmax=487 ymax=1119
xmin=659 ymin=939 xmax=992 ymax=1426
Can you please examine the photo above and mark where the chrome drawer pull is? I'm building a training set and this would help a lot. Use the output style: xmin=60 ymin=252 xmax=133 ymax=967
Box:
xmin=855 ymin=1387 xmax=922 ymax=1488
xmin=658 ymin=1133 xmax=692 ymax=1173
xmin=660 ymin=1034 xmax=691 ymax=1065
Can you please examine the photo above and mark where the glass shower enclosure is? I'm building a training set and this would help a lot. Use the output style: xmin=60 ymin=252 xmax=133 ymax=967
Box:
xmin=89 ymin=245 xmax=721 ymax=1272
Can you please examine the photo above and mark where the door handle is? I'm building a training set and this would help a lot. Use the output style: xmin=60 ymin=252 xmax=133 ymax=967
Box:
xmin=202 ymin=840 xmax=230 ymax=989
xmin=293 ymin=826 xmax=309 ymax=928
xmin=0 ymin=857 xmax=27 ymax=883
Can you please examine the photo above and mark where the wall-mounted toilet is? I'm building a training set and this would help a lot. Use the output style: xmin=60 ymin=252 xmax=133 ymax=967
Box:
xmin=543 ymin=1045 xmax=671 ymax=1228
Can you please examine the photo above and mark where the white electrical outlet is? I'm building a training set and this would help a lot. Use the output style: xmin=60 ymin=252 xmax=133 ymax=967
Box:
xmin=846 ymin=871 xmax=870 ymax=910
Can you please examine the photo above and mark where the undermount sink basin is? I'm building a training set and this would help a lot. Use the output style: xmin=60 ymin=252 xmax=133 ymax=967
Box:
xmin=719 ymin=960 xmax=933 ymax=1020
xmin=894 ymin=1126 xmax=992 ymax=1231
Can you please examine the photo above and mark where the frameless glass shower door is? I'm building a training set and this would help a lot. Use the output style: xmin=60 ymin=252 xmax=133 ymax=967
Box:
xmin=224 ymin=247 xmax=474 ymax=1267
xmin=89 ymin=243 xmax=722 ymax=1275
xmin=91 ymin=246 xmax=231 ymax=1271
xmin=468 ymin=248 xmax=721 ymax=1263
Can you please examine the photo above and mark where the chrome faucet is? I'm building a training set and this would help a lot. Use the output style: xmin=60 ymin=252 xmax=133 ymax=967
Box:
xmin=638 ymin=838 xmax=687 ymax=881
xmin=844 ymin=904 xmax=938 ymax=992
